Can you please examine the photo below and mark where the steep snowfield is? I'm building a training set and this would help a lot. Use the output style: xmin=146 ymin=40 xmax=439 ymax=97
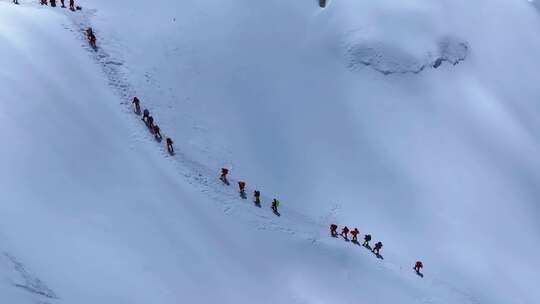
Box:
xmin=1 ymin=0 xmax=539 ymax=303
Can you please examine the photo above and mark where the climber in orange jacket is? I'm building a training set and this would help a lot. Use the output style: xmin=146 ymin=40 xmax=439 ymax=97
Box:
xmin=350 ymin=228 xmax=359 ymax=243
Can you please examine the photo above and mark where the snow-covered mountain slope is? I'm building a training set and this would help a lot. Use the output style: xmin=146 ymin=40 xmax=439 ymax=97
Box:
xmin=1 ymin=0 xmax=539 ymax=303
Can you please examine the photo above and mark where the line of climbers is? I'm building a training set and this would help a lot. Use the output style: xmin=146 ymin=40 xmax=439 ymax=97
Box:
xmin=132 ymin=97 xmax=175 ymax=155
xmin=330 ymin=224 xmax=424 ymax=277
xmin=77 ymin=27 xmax=423 ymax=278
xmin=131 ymin=99 xmax=276 ymax=215
xmin=39 ymin=0 xmax=79 ymax=11
xmin=220 ymin=168 xmax=281 ymax=216
xmin=17 ymin=1 xmax=430 ymax=282
xmin=132 ymin=95 xmax=424 ymax=278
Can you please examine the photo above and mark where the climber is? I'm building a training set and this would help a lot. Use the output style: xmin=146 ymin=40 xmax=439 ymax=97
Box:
xmin=60 ymin=0 xmax=65 ymax=7
xmin=373 ymin=241 xmax=383 ymax=255
xmin=69 ymin=0 xmax=75 ymax=10
xmin=132 ymin=97 xmax=141 ymax=114
xmin=238 ymin=181 xmax=246 ymax=194
xmin=363 ymin=234 xmax=372 ymax=247
xmin=254 ymin=190 xmax=261 ymax=205
xmin=220 ymin=168 xmax=229 ymax=184
xmin=166 ymin=137 xmax=174 ymax=154
xmin=146 ymin=115 xmax=154 ymax=129
xmin=271 ymin=198 xmax=280 ymax=213
xmin=86 ymin=27 xmax=96 ymax=48
xmin=330 ymin=224 xmax=338 ymax=237
xmin=414 ymin=261 xmax=423 ymax=273
xmin=220 ymin=168 xmax=229 ymax=181
xmin=153 ymin=125 xmax=162 ymax=141
xmin=350 ymin=228 xmax=359 ymax=243
xmin=341 ymin=226 xmax=349 ymax=239
xmin=142 ymin=109 xmax=150 ymax=123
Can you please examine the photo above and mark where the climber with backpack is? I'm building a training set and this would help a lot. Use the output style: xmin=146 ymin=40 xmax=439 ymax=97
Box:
xmin=220 ymin=168 xmax=229 ymax=184
xmin=146 ymin=115 xmax=154 ymax=130
xmin=414 ymin=261 xmax=423 ymax=274
xmin=86 ymin=27 xmax=96 ymax=48
xmin=271 ymin=199 xmax=280 ymax=213
xmin=132 ymin=97 xmax=141 ymax=114
xmin=254 ymin=190 xmax=261 ymax=205
xmin=238 ymin=181 xmax=246 ymax=198
xmin=373 ymin=241 xmax=383 ymax=255
xmin=350 ymin=228 xmax=360 ymax=243
xmin=363 ymin=234 xmax=372 ymax=247
xmin=166 ymin=137 xmax=174 ymax=154
xmin=153 ymin=125 xmax=162 ymax=141
xmin=330 ymin=224 xmax=338 ymax=237
xmin=142 ymin=109 xmax=150 ymax=123
xmin=341 ymin=226 xmax=349 ymax=240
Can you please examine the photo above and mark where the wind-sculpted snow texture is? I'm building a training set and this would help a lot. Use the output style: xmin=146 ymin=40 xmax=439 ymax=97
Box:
xmin=1 ymin=253 xmax=58 ymax=300
xmin=346 ymin=36 xmax=469 ymax=74
xmin=1 ymin=0 xmax=540 ymax=304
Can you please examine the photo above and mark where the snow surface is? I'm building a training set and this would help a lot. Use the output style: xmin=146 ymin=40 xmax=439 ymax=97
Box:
xmin=1 ymin=0 xmax=540 ymax=303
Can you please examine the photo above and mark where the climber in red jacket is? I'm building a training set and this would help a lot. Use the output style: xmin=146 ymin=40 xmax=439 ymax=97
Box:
xmin=350 ymin=228 xmax=359 ymax=243
xmin=238 ymin=181 xmax=246 ymax=193
xmin=414 ymin=261 xmax=423 ymax=273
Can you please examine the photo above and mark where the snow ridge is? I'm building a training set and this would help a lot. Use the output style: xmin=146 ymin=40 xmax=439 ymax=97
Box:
xmin=346 ymin=36 xmax=469 ymax=74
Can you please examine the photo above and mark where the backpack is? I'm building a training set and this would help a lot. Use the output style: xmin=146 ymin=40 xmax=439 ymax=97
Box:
xmin=254 ymin=191 xmax=260 ymax=197
xmin=365 ymin=234 xmax=371 ymax=241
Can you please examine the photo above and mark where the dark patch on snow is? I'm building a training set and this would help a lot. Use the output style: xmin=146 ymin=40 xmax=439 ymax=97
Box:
xmin=105 ymin=60 xmax=123 ymax=66
xmin=531 ymin=0 xmax=540 ymax=12
xmin=3 ymin=253 xmax=58 ymax=299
